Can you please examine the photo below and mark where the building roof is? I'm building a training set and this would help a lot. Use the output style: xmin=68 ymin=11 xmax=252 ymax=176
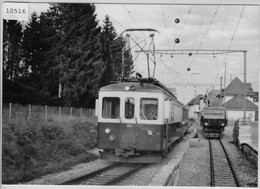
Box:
xmin=207 ymin=90 xmax=222 ymax=107
xmin=223 ymin=95 xmax=258 ymax=110
xmin=186 ymin=95 xmax=203 ymax=106
xmin=220 ymin=77 xmax=255 ymax=96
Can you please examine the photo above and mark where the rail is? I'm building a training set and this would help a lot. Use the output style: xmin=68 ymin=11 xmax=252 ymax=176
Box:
xmin=59 ymin=163 xmax=145 ymax=185
xmin=209 ymin=139 xmax=240 ymax=187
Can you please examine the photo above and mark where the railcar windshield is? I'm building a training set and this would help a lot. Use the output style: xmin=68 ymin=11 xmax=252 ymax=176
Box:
xmin=140 ymin=98 xmax=158 ymax=120
xmin=102 ymin=97 xmax=120 ymax=119
xmin=125 ymin=97 xmax=135 ymax=119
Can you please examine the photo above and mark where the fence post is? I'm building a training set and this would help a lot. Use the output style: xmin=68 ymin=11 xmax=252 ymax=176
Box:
xmin=45 ymin=105 xmax=48 ymax=122
xmin=9 ymin=103 xmax=12 ymax=123
xmin=28 ymin=104 xmax=31 ymax=121
xmin=59 ymin=106 xmax=61 ymax=122
xmin=80 ymin=108 xmax=83 ymax=119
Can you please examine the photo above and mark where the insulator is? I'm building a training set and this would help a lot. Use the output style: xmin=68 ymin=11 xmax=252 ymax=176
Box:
xmin=175 ymin=18 xmax=180 ymax=23
xmin=189 ymin=52 xmax=192 ymax=56
xmin=175 ymin=38 xmax=180 ymax=43
xmin=187 ymin=67 xmax=191 ymax=71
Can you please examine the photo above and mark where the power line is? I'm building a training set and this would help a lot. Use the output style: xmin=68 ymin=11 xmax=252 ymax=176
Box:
xmin=161 ymin=6 xmax=172 ymax=48
xmin=122 ymin=5 xmax=139 ymax=28
xmin=96 ymin=5 xmax=127 ymax=31
xmin=188 ymin=5 xmax=220 ymax=69
xmin=217 ymin=6 xmax=229 ymax=50
xmin=197 ymin=6 xmax=220 ymax=50
xmin=175 ymin=5 xmax=193 ymax=48
xmin=213 ymin=6 xmax=245 ymax=85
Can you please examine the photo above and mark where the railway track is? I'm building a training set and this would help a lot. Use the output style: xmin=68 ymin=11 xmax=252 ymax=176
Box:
xmin=209 ymin=139 xmax=240 ymax=187
xmin=60 ymin=163 xmax=145 ymax=185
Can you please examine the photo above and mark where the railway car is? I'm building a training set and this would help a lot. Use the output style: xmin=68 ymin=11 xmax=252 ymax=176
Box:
xmin=95 ymin=77 xmax=190 ymax=163
xmin=200 ymin=107 xmax=228 ymax=138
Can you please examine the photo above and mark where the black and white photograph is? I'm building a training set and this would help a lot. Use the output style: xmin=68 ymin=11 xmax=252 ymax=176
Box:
xmin=1 ymin=0 xmax=259 ymax=188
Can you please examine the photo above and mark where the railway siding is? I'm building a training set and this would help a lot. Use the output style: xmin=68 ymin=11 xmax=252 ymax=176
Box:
xmin=175 ymin=122 xmax=257 ymax=187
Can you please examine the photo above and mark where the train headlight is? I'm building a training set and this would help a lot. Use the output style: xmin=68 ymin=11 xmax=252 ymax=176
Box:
xmin=221 ymin=123 xmax=225 ymax=126
xmin=147 ymin=130 xmax=153 ymax=136
xmin=204 ymin=122 xmax=208 ymax=126
xmin=108 ymin=135 xmax=116 ymax=142
xmin=125 ymin=85 xmax=135 ymax=91
xmin=125 ymin=86 xmax=130 ymax=91
xmin=105 ymin=128 xmax=111 ymax=134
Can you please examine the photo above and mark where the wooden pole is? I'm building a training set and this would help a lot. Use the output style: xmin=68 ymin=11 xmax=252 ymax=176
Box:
xmin=243 ymin=51 xmax=247 ymax=125
xmin=59 ymin=106 xmax=61 ymax=122
xmin=28 ymin=104 xmax=31 ymax=121
xmin=45 ymin=105 xmax=48 ymax=122
xmin=9 ymin=103 xmax=12 ymax=123
xmin=220 ymin=77 xmax=222 ymax=107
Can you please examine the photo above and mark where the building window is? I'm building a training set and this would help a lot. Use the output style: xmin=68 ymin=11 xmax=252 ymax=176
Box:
xmin=102 ymin=97 xmax=120 ymax=119
xmin=140 ymin=98 xmax=158 ymax=120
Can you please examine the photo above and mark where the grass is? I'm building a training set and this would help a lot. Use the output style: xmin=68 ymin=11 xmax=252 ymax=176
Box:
xmin=2 ymin=119 xmax=98 ymax=184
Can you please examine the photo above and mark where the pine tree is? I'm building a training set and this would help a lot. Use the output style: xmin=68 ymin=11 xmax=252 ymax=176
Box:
xmin=100 ymin=15 xmax=118 ymax=86
xmin=3 ymin=20 xmax=23 ymax=81
xmin=47 ymin=3 xmax=103 ymax=108
xmin=100 ymin=15 xmax=133 ymax=86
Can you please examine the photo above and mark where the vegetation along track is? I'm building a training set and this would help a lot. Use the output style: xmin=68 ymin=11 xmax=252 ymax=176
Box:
xmin=209 ymin=139 xmax=240 ymax=187
xmin=60 ymin=163 xmax=145 ymax=185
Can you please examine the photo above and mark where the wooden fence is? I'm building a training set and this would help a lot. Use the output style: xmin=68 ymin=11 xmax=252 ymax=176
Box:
xmin=2 ymin=103 xmax=96 ymax=123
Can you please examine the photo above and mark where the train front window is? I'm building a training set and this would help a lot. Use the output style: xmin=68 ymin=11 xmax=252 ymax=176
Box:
xmin=102 ymin=97 xmax=120 ymax=119
xmin=140 ymin=98 xmax=158 ymax=120
xmin=125 ymin=97 xmax=135 ymax=119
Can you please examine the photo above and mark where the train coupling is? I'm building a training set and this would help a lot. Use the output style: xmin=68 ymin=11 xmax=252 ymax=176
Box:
xmin=115 ymin=147 xmax=135 ymax=157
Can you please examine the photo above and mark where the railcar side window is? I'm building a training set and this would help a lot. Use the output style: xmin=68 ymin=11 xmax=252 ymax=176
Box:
xmin=125 ymin=98 xmax=135 ymax=119
xmin=140 ymin=98 xmax=158 ymax=120
xmin=102 ymin=97 xmax=120 ymax=119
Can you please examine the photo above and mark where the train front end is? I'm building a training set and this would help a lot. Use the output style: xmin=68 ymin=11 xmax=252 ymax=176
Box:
xmin=95 ymin=82 xmax=166 ymax=163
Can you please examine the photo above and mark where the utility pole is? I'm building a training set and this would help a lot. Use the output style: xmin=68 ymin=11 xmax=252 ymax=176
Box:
xmin=243 ymin=51 xmax=247 ymax=125
xmin=223 ymin=62 xmax=227 ymax=107
xmin=220 ymin=76 xmax=222 ymax=107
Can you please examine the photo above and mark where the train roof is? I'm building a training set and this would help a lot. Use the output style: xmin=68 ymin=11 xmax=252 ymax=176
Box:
xmin=99 ymin=78 xmax=177 ymax=99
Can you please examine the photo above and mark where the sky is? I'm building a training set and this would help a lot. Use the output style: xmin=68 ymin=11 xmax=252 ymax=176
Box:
xmin=29 ymin=2 xmax=259 ymax=104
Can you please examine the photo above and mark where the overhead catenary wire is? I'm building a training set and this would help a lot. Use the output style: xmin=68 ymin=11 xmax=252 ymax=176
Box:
xmin=188 ymin=5 xmax=220 ymax=68
xmin=96 ymin=4 xmax=127 ymax=31
xmin=197 ymin=5 xmax=220 ymax=50
xmin=186 ymin=6 xmax=209 ymax=72
xmin=217 ymin=6 xmax=230 ymax=50
xmin=173 ymin=5 xmax=194 ymax=49
xmin=122 ymin=5 xmax=146 ymax=38
xmin=213 ymin=6 xmax=245 ymax=85
xmin=161 ymin=6 xmax=172 ymax=48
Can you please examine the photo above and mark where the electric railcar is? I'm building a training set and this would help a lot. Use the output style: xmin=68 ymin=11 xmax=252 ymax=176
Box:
xmin=95 ymin=78 xmax=190 ymax=163
xmin=200 ymin=107 xmax=228 ymax=138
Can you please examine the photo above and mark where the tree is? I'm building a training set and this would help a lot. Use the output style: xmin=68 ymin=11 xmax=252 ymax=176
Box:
xmin=100 ymin=15 xmax=116 ymax=86
xmin=100 ymin=15 xmax=133 ymax=87
xmin=47 ymin=3 xmax=103 ymax=108
xmin=3 ymin=20 xmax=23 ymax=81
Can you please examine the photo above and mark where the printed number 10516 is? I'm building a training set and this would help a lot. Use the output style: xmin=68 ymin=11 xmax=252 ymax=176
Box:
xmin=6 ymin=8 xmax=26 ymax=14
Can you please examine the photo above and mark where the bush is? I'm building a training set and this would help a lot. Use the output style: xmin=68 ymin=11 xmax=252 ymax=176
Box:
xmin=2 ymin=120 xmax=98 ymax=184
